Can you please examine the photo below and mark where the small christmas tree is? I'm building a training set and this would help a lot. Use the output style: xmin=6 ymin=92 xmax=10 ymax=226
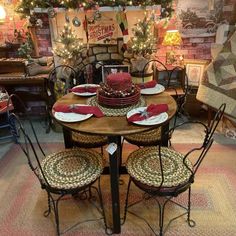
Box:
xmin=53 ymin=23 xmax=83 ymax=65
xmin=131 ymin=16 xmax=155 ymax=57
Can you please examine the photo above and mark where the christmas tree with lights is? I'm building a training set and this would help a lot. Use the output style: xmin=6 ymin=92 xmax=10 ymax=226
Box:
xmin=131 ymin=16 xmax=155 ymax=57
xmin=53 ymin=23 xmax=83 ymax=65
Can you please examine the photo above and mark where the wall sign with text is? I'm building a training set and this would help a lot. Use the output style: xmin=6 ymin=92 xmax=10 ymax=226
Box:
xmin=88 ymin=20 xmax=118 ymax=44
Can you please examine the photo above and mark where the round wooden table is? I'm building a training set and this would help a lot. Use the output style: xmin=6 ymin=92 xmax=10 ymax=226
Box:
xmin=52 ymin=92 xmax=177 ymax=234
xmin=53 ymin=92 xmax=177 ymax=136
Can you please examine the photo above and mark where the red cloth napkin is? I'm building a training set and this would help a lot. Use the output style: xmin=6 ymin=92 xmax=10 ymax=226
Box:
xmin=127 ymin=104 xmax=168 ymax=122
xmin=53 ymin=104 xmax=104 ymax=118
xmin=137 ymin=80 xmax=157 ymax=89
xmin=70 ymin=86 xmax=99 ymax=93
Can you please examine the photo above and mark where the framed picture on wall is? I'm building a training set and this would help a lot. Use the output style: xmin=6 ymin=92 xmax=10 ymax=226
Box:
xmin=185 ymin=60 xmax=209 ymax=87
xmin=102 ymin=65 xmax=130 ymax=82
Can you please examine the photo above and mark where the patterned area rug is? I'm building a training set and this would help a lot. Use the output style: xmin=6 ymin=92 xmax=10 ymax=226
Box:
xmin=0 ymin=143 xmax=236 ymax=235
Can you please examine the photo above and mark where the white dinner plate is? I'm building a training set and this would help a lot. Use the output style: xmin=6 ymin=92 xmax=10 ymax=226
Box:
xmin=54 ymin=112 xmax=93 ymax=123
xmin=127 ymin=107 xmax=168 ymax=126
xmin=141 ymin=84 xmax=165 ymax=95
xmin=72 ymin=84 xmax=100 ymax=96
xmin=54 ymin=104 xmax=93 ymax=123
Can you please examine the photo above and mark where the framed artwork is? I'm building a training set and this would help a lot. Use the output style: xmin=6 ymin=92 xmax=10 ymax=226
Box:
xmin=185 ymin=60 xmax=208 ymax=87
xmin=102 ymin=65 xmax=130 ymax=82
xmin=176 ymin=0 xmax=223 ymax=37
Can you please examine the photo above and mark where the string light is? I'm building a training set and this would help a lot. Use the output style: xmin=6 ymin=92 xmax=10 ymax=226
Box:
xmin=131 ymin=15 xmax=155 ymax=57
xmin=16 ymin=0 xmax=174 ymax=18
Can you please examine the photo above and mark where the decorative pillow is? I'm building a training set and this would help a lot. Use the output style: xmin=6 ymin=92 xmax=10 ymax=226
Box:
xmin=197 ymin=29 xmax=236 ymax=119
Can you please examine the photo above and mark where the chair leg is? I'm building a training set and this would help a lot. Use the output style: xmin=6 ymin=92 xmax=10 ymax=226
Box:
xmin=9 ymin=115 xmax=19 ymax=143
xmin=97 ymin=178 xmax=111 ymax=235
xmin=187 ymin=186 xmax=196 ymax=227
xmin=156 ymin=198 xmax=169 ymax=236
xmin=54 ymin=200 xmax=60 ymax=236
xmin=51 ymin=194 xmax=65 ymax=236
xmin=44 ymin=191 xmax=52 ymax=217
xmin=43 ymin=192 xmax=62 ymax=235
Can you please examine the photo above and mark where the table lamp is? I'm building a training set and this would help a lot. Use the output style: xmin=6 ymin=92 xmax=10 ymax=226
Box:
xmin=162 ymin=30 xmax=182 ymax=65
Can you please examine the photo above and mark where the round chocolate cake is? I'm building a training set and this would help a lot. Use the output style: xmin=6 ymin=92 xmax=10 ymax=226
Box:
xmin=97 ymin=72 xmax=140 ymax=107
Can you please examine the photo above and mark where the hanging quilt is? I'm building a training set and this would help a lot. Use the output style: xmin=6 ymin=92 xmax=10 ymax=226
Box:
xmin=196 ymin=29 xmax=236 ymax=120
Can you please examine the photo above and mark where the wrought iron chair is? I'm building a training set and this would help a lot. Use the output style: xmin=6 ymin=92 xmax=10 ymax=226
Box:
xmin=76 ymin=60 xmax=104 ymax=84
xmin=47 ymin=64 xmax=108 ymax=150
xmin=122 ymin=103 xmax=226 ymax=236
xmin=7 ymin=94 xmax=108 ymax=235
xmin=124 ymin=63 xmax=189 ymax=148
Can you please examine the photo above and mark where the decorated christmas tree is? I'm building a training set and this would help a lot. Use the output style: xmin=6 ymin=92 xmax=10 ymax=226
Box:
xmin=131 ymin=16 xmax=155 ymax=57
xmin=53 ymin=23 xmax=83 ymax=65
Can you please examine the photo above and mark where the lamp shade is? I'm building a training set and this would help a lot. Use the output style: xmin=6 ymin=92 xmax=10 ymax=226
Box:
xmin=162 ymin=30 xmax=182 ymax=46
xmin=0 ymin=5 xmax=6 ymax=23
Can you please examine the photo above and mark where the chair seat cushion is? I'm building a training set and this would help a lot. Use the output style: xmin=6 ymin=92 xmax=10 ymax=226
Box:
xmin=124 ymin=127 xmax=161 ymax=146
xmin=72 ymin=131 xmax=108 ymax=147
xmin=40 ymin=149 xmax=103 ymax=190
xmin=126 ymin=146 xmax=193 ymax=189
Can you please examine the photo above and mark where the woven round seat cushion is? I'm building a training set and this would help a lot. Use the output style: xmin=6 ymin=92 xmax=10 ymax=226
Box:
xmin=40 ymin=149 xmax=103 ymax=190
xmin=124 ymin=127 xmax=161 ymax=146
xmin=126 ymin=147 xmax=193 ymax=188
xmin=72 ymin=131 xmax=108 ymax=147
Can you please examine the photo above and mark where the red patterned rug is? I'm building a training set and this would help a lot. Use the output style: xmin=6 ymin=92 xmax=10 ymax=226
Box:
xmin=0 ymin=143 xmax=236 ymax=235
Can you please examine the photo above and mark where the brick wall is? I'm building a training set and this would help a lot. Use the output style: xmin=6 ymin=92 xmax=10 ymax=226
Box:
xmin=35 ymin=14 xmax=53 ymax=56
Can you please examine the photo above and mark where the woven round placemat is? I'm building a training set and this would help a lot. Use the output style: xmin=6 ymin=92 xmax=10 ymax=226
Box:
xmin=87 ymin=96 xmax=146 ymax=116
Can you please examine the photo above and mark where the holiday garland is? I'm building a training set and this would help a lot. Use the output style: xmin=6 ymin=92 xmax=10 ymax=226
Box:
xmin=16 ymin=0 xmax=173 ymax=18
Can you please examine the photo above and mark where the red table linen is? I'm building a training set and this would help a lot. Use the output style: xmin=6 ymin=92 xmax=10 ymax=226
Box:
xmin=137 ymin=80 xmax=157 ymax=89
xmin=70 ymin=86 xmax=99 ymax=93
xmin=127 ymin=104 xmax=168 ymax=122
xmin=53 ymin=104 xmax=104 ymax=118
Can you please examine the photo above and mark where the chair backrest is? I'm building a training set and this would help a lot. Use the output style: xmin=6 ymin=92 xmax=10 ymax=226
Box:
xmin=48 ymin=65 xmax=77 ymax=101
xmin=141 ymin=59 xmax=169 ymax=85
xmin=168 ymin=66 xmax=189 ymax=123
xmin=157 ymin=103 xmax=226 ymax=192
xmin=181 ymin=103 xmax=225 ymax=176
xmin=77 ymin=61 xmax=104 ymax=85
xmin=6 ymin=94 xmax=52 ymax=189
xmin=168 ymin=66 xmax=188 ymax=93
